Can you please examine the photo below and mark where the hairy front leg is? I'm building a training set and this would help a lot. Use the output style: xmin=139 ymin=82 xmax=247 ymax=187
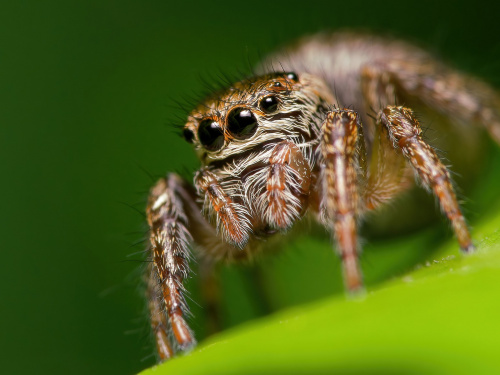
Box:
xmin=264 ymin=140 xmax=311 ymax=230
xmin=147 ymin=174 xmax=195 ymax=356
xmin=195 ymin=168 xmax=251 ymax=248
xmin=379 ymin=106 xmax=474 ymax=252
xmin=321 ymin=109 xmax=364 ymax=292
xmin=146 ymin=264 xmax=174 ymax=361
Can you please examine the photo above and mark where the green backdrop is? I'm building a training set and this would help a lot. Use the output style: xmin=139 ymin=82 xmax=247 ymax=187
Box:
xmin=2 ymin=1 xmax=500 ymax=374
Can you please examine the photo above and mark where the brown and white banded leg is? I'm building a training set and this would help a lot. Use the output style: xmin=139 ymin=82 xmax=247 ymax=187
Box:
xmin=265 ymin=140 xmax=311 ymax=230
xmin=147 ymin=174 xmax=195 ymax=357
xmin=361 ymin=63 xmax=475 ymax=250
xmin=195 ymin=168 xmax=251 ymax=248
xmin=147 ymin=264 xmax=174 ymax=361
xmin=321 ymin=109 xmax=364 ymax=292
xmin=378 ymin=106 xmax=474 ymax=252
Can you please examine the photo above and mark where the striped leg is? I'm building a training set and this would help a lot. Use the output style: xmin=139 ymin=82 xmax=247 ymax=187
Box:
xmin=146 ymin=264 xmax=174 ymax=361
xmin=264 ymin=140 xmax=311 ymax=230
xmin=195 ymin=169 xmax=251 ymax=248
xmin=320 ymin=109 xmax=364 ymax=292
xmin=147 ymin=174 xmax=195 ymax=356
xmin=378 ymin=106 xmax=474 ymax=253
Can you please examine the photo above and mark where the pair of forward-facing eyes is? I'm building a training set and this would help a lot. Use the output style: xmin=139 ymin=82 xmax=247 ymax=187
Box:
xmin=183 ymin=72 xmax=299 ymax=152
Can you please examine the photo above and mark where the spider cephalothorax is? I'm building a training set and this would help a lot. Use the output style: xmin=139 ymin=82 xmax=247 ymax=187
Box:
xmin=145 ymin=32 xmax=500 ymax=361
xmin=182 ymin=72 xmax=334 ymax=250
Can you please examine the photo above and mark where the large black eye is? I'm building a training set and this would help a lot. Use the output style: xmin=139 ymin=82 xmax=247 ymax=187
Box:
xmin=197 ymin=119 xmax=224 ymax=151
xmin=260 ymin=96 xmax=279 ymax=113
xmin=182 ymin=128 xmax=195 ymax=143
xmin=227 ymin=108 xmax=258 ymax=139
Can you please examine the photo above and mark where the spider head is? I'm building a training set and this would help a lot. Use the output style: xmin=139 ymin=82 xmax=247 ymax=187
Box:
xmin=182 ymin=72 xmax=334 ymax=165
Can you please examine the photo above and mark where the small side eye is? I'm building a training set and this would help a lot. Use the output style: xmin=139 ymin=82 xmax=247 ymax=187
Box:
xmin=285 ymin=72 xmax=298 ymax=81
xmin=259 ymin=96 xmax=279 ymax=114
xmin=182 ymin=128 xmax=195 ymax=143
xmin=227 ymin=108 xmax=258 ymax=140
xmin=198 ymin=119 xmax=224 ymax=151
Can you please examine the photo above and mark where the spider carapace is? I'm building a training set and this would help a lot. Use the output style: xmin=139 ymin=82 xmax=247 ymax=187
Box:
xmin=146 ymin=32 xmax=500 ymax=360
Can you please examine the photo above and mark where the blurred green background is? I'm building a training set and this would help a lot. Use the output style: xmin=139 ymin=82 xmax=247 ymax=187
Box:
xmin=2 ymin=1 xmax=500 ymax=374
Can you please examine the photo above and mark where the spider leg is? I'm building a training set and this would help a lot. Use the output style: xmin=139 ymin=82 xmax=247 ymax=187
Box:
xmin=357 ymin=62 xmax=420 ymax=211
xmin=378 ymin=106 xmax=474 ymax=253
xmin=146 ymin=174 xmax=197 ymax=357
xmin=320 ymin=109 xmax=364 ymax=292
xmin=265 ymin=140 xmax=311 ymax=230
xmin=362 ymin=60 xmax=500 ymax=144
xmin=195 ymin=168 xmax=251 ymax=248
xmin=146 ymin=263 xmax=174 ymax=361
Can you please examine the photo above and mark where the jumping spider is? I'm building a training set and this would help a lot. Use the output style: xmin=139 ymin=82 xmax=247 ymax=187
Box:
xmin=146 ymin=32 xmax=500 ymax=360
